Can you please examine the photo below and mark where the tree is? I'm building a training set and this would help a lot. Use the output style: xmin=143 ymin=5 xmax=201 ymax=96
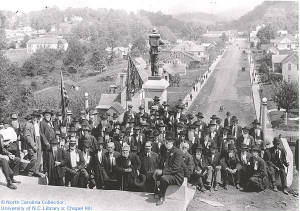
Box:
xmin=63 ymin=37 xmax=85 ymax=67
xmin=272 ymin=81 xmax=298 ymax=125
xmin=89 ymin=38 xmax=107 ymax=71
xmin=131 ymin=36 xmax=147 ymax=57
xmin=0 ymin=13 xmax=7 ymax=50
xmin=256 ymin=25 xmax=276 ymax=44
xmin=258 ymin=62 xmax=269 ymax=74
xmin=20 ymin=35 xmax=30 ymax=48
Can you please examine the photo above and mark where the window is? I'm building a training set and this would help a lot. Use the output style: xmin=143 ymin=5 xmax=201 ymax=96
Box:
xmin=288 ymin=63 xmax=291 ymax=71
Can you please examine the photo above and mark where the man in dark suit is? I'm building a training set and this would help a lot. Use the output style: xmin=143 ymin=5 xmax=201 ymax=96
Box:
xmin=249 ymin=119 xmax=264 ymax=147
xmin=236 ymin=127 xmax=254 ymax=152
xmin=230 ymin=116 xmax=242 ymax=139
xmin=238 ymin=144 xmax=252 ymax=188
xmin=140 ymin=141 xmax=159 ymax=192
xmin=204 ymin=144 xmax=222 ymax=191
xmin=115 ymin=144 xmax=141 ymax=191
xmin=224 ymin=111 xmax=232 ymax=128
xmin=103 ymin=142 xmax=120 ymax=189
xmin=221 ymin=143 xmax=242 ymax=190
xmin=39 ymin=109 xmax=56 ymax=173
xmin=246 ymin=145 xmax=268 ymax=192
xmin=123 ymin=105 xmax=135 ymax=126
xmin=131 ymin=127 xmax=145 ymax=156
xmin=190 ymin=144 xmax=207 ymax=192
xmin=264 ymin=137 xmax=289 ymax=194
xmin=47 ymin=134 xmax=65 ymax=186
xmin=90 ymin=139 xmax=108 ymax=189
xmin=64 ymin=137 xmax=89 ymax=188
xmin=153 ymin=134 xmax=184 ymax=206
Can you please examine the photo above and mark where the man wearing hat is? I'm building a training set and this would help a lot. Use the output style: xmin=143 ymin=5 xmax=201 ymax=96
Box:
xmin=153 ymin=133 xmax=184 ymax=206
xmin=153 ymin=96 xmax=160 ymax=106
xmin=202 ymin=129 xmax=214 ymax=156
xmin=64 ymin=136 xmax=88 ymax=188
xmin=140 ymin=141 xmax=159 ymax=192
xmin=204 ymin=144 xmax=222 ymax=191
xmin=221 ymin=143 xmax=242 ymax=190
xmin=132 ymin=126 xmax=145 ymax=156
xmin=230 ymin=116 xmax=242 ymax=138
xmin=249 ymin=119 xmax=264 ymax=146
xmin=245 ymin=145 xmax=267 ymax=192
xmin=90 ymin=138 xmax=108 ymax=189
xmin=123 ymin=105 xmax=135 ymax=126
xmin=11 ymin=114 xmax=21 ymax=147
xmin=115 ymin=144 xmax=141 ymax=191
xmin=220 ymin=135 xmax=236 ymax=156
xmin=208 ymin=119 xmax=218 ymax=143
xmin=46 ymin=131 xmax=65 ymax=186
xmin=218 ymin=126 xmax=230 ymax=152
xmin=78 ymin=125 xmax=98 ymax=153
xmin=103 ymin=142 xmax=120 ymax=189
xmin=180 ymin=142 xmax=194 ymax=180
xmin=159 ymin=101 xmax=169 ymax=122
xmin=238 ymin=144 xmax=252 ymax=189
xmin=40 ymin=109 xmax=56 ymax=173
xmin=135 ymin=105 xmax=147 ymax=126
xmin=264 ymin=137 xmax=289 ymax=194
xmin=195 ymin=112 xmax=207 ymax=130
xmin=191 ymin=143 xmax=207 ymax=192
xmin=236 ymin=126 xmax=254 ymax=152
xmin=23 ymin=114 xmax=42 ymax=177
xmin=224 ymin=111 xmax=233 ymax=128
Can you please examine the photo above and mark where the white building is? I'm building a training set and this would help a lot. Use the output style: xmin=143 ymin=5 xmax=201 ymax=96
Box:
xmin=26 ymin=36 xmax=68 ymax=53
xmin=281 ymin=53 xmax=299 ymax=83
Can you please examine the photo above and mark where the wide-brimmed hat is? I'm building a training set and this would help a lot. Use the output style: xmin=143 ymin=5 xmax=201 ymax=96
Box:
xmin=211 ymin=114 xmax=218 ymax=120
xmin=195 ymin=143 xmax=203 ymax=150
xmin=139 ymin=105 xmax=145 ymax=110
xmin=162 ymin=101 xmax=169 ymax=107
xmin=240 ymin=144 xmax=249 ymax=151
xmin=209 ymin=119 xmax=217 ymax=126
xmin=252 ymin=145 xmax=261 ymax=152
xmin=113 ymin=113 xmax=119 ymax=118
xmin=226 ymin=135 xmax=236 ymax=140
xmin=252 ymin=119 xmax=260 ymax=125
xmin=153 ymin=96 xmax=160 ymax=102
xmin=134 ymin=174 xmax=146 ymax=188
xmin=24 ymin=114 xmax=32 ymax=120
xmin=226 ymin=111 xmax=231 ymax=116
xmin=11 ymin=114 xmax=18 ymax=119
xmin=242 ymin=126 xmax=250 ymax=132
xmin=273 ymin=137 xmax=281 ymax=146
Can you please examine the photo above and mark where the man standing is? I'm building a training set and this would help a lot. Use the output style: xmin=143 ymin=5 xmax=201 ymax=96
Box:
xmin=103 ymin=142 xmax=120 ymax=189
xmin=40 ymin=109 xmax=56 ymax=174
xmin=224 ymin=112 xmax=232 ymax=128
xmin=236 ymin=127 xmax=254 ymax=152
xmin=153 ymin=134 xmax=184 ymax=206
xmin=140 ymin=141 xmax=159 ymax=192
xmin=230 ymin=117 xmax=242 ymax=139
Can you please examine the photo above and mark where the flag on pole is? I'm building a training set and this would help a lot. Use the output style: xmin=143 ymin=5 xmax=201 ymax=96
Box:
xmin=60 ymin=70 xmax=69 ymax=124
xmin=126 ymin=56 xmax=143 ymax=100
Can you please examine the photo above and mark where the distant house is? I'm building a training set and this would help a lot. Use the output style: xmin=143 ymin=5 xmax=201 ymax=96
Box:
xmin=270 ymin=35 xmax=298 ymax=51
xmin=26 ymin=36 xmax=68 ymax=53
xmin=281 ymin=53 xmax=299 ymax=83
xmin=113 ymin=47 xmax=130 ymax=59
xmin=272 ymin=54 xmax=288 ymax=73
xmin=277 ymin=30 xmax=288 ymax=37
xmin=172 ymin=41 xmax=209 ymax=63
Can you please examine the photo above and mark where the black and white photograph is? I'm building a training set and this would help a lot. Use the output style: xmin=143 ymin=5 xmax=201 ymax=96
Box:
xmin=0 ymin=0 xmax=299 ymax=210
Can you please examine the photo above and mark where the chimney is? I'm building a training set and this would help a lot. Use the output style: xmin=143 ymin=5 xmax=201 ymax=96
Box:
xmin=119 ymin=73 xmax=126 ymax=89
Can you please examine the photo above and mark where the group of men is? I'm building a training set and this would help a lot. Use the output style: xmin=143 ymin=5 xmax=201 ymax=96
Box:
xmin=0 ymin=96 xmax=291 ymax=205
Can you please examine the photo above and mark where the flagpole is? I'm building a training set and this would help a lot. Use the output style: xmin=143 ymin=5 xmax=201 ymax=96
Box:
xmin=60 ymin=70 xmax=66 ymax=124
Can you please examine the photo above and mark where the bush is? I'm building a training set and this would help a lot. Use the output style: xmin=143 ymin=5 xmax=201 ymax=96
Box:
xmin=31 ymin=81 xmax=38 ymax=90
xmin=269 ymin=73 xmax=283 ymax=83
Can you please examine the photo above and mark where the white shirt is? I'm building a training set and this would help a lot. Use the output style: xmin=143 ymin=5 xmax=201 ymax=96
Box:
xmin=33 ymin=122 xmax=40 ymax=137
xmin=0 ymin=127 xmax=18 ymax=144
xmin=241 ymin=153 xmax=247 ymax=164
xmin=83 ymin=152 xmax=90 ymax=164
xmin=97 ymin=150 xmax=102 ymax=163
xmin=70 ymin=150 xmax=78 ymax=168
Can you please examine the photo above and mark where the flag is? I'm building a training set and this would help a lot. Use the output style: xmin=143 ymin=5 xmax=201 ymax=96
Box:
xmin=126 ymin=56 xmax=143 ymax=100
xmin=60 ymin=70 xmax=69 ymax=124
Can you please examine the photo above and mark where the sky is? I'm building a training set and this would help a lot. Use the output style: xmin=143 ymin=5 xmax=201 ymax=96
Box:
xmin=1 ymin=0 xmax=266 ymax=15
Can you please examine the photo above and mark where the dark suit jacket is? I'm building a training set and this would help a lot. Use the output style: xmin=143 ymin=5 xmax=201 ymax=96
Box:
xmin=103 ymin=151 xmax=120 ymax=179
xmin=224 ymin=117 xmax=233 ymax=128
xmin=265 ymin=147 xmax=288 ymax=169
xmin=249 ymin=156 xmax=267 ymax=178
xmin=24 ymin=122 xmax=37 ymax=150
xmin=236 ymin=135 xmax=254 ymax=151
xmin=39 ymin=120 xmax=55 ymax=151
xmin=115 ymin=153 xmax=141 ymax=177
xmin=162 ymin=147 xmax=184 ymax=185
xmin=221 ymin=153 xmax=241 ymax=170
xmin=64 ymin=149 xmax=85 ymax=171
xmin=140 ymin=151 xmax=159 ymax=175
xmin=249 ymin=128 xmax=264 ymax=142
xmin=230 ymin=125 xmax=242 ymax=138
xmin=90 ymin=149 xmax=108 ymax=175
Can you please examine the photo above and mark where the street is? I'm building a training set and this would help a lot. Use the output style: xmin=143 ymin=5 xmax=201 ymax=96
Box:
xmin=188 ymin=39 xmax=256 ymax=126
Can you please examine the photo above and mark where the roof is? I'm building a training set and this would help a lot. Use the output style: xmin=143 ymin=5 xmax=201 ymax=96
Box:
xmin=272 ymin=54 xmax=288 ymax=63
xmin=281 ymin=53 xmax=299 ymax=65
xmin=96 ymin=94 xmax=118 ymax=109
xmin=268 ymin=47 xmax=279 ymax=54
xmin=163 ymin=62 xmax=186 ymax=75
xmin=172 ymin=41 xmax=204 ymax=52
xmin=27 ymin=36 xmax=67 ymax=45
xmin=260 ymin=44 xmax=272 ymax=51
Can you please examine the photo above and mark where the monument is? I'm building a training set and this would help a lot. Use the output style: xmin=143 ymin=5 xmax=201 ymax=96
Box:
xmin=142 ymin=28 xmax=169 ymax=112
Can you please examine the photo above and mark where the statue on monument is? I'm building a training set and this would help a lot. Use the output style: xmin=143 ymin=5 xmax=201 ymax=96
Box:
xmin=149 ymin=28 xmax=164 ymax=76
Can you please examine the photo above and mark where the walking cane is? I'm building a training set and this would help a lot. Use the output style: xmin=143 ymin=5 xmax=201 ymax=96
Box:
xmin=121 ymin=175 xmax=124 ymax=191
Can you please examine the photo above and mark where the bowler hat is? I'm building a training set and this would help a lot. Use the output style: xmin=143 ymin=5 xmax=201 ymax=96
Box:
xmin=32 ymin=111 xmax=40 ymax=117
xmin=195 ymin=143 xmax=203 ymax=150
xmin=211 ymin=114 xmax=218 ymax=120
xmin=134 ymin=174 xmax=146 ymax=188
xmin=226 ymin=111 xmax=231 ymax=116
xmin=162 ymin=101 xmax=168 ymax=106
xmin=252 ymin=145 xmax=261 ymax=152
xmin=228 ymin=143 xmax=236 ymax=151
xmin=153 ymin=96 xmax=160 ymax=102
xmin=51 ymin=139 xmax=59 ymax=145
xmin=113 ymin=113 xmax=118 ymax=118
xmin=131 ymin=145 xmax=137 ymax=152
xmin=128 ymin=105 xmax=133 ymax=108
xmin=209 ymin=119 xmax=217 ymax=126
xmin=252 ymin=119 xmax=260 ymax=125
xmin=242 ymin=126 xmax=250 ymax=131
xmin=24 ymin=114 xmax=32 ymax=120
xmin=43 ymin=109 xmax=53 ymax=115
xmin=240 ymin=144 xmax=249 ymax=151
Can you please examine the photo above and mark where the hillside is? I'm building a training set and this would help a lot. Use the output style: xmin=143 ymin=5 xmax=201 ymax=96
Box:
xmin=173 ymin=12 xmax=222 ymax=25
xmin=229 ymin=1 xmax=299 ymax=32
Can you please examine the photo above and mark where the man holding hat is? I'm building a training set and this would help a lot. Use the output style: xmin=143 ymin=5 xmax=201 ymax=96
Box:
xmin=153 ymin=133 xmax=184 ymax=206
xmin=264 ymin=137 xmax=289 ymax=194
xmin=245 ymin=145 xmax=267 ymax=192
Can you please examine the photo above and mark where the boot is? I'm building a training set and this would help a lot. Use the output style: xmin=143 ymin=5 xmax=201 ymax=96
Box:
xmin=7 ymin=181 xmax=17 ymax=190
xmin=156 ymin=197 xmax=165 ymax=206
